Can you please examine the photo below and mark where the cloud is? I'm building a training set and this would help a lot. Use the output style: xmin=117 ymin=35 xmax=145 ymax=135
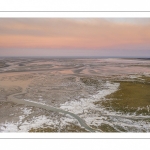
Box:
xmin=0 ymin=18 xmax=150 ymax=56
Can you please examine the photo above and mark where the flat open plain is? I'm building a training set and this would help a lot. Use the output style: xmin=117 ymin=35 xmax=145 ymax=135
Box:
xmin=0 ymin=58 xmax=150 ymax=132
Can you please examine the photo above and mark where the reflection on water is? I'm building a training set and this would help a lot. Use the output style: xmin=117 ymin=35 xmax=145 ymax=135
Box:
xmin=1 ymin=58 xmax=150 ymax=76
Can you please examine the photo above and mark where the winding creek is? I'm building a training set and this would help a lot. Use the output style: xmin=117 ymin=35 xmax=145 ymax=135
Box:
xmin=7 ymin=88 xmax=101 ymax=132
xmin=1 ymin=58 xmax=150 ymax=132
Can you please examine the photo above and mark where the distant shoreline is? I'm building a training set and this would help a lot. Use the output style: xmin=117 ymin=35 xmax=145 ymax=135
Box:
xmin=0 ymin=56 xmax=150 ymax=59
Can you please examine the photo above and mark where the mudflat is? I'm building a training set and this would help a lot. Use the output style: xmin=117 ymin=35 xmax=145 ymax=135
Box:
xmin=0 ymin=58 xmax=150 ymax=132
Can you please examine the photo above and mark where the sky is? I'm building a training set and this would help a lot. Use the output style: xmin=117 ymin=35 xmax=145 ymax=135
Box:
xmin=0 ymin=18 xmax=150 ymax=57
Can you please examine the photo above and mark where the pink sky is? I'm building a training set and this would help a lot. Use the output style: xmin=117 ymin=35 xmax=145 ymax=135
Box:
xmin=0 ymin=18 xmax=150 ymax=57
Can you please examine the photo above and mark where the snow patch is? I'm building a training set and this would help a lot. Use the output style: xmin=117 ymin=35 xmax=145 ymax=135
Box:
xmin=60 ymin=81 xmax=120 ymax=127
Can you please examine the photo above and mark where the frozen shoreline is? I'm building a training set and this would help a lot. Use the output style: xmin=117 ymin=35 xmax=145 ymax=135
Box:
xmin=0 ymin=81 xmax=119 ymax=132
xmin=60 ymin=81 xmax=120 ymax=127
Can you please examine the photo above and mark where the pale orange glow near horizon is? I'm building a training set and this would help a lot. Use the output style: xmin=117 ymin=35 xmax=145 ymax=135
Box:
xmin=0 ymin=18 xmax=150 ymax=57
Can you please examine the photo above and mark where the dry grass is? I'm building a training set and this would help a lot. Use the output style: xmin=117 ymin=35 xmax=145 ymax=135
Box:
xmin=99 ymin=77 xmax=150 ymax=115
